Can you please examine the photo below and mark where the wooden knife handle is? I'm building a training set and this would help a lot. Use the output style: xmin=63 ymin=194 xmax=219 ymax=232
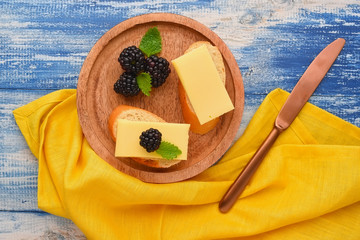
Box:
xmin=219 ymin=127 xmax=282 ymax=213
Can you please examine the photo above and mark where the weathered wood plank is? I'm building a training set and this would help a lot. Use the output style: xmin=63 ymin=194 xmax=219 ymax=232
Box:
xmin=0 ymin=211 xmax=85 ymax=239
xmin=0 ymin=1 xmax=358 ymax=97
xmin=183 ymin=1 xmax=360 ymax=94
xmin=0 ymin=90 xmax=51 ymax=212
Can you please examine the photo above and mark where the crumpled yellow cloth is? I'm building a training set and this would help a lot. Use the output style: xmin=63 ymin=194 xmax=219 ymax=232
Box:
xmin=13 ymin=88 xmax=360 ymax=240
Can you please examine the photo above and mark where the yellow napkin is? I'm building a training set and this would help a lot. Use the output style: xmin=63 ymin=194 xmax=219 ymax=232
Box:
xmin=13 ymin=88 xmax=360 ymax=240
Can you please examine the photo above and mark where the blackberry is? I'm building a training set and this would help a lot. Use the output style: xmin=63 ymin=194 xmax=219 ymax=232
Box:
xmin=118 ymin=46 xmax=146 ymax=74
xmin=145 ymin=55 xmax=171 ymax=87
xmin=139 ymin=128 xmax=162 ymax=152
xmin=113 ymin=72 xmax=140 ymax=97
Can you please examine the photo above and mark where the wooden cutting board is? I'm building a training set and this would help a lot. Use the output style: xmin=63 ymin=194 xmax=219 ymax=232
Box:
xmin=77 ymin=13 xmax=244 ymax=183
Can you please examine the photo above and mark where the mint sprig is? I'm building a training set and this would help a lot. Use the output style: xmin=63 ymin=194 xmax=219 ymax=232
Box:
xmin=156 ymin=141 xmax=182 ymax=160
xmin=136 ymin=72 xmax=152 ymax=96
xmin=139 ymin=27 xmax=162 ymax=57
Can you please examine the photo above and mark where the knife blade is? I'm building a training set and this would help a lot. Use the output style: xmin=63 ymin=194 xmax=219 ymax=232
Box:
xmin=219 ymin=38 xmax=346 ymax=213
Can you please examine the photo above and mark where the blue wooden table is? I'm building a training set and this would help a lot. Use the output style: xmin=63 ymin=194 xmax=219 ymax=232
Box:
xmin=1 ymin=0 xmax=359 ymax=238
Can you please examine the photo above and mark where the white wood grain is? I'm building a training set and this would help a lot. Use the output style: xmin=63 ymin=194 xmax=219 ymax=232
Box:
xmin=0 ymin=212 xmax=85 ymax=240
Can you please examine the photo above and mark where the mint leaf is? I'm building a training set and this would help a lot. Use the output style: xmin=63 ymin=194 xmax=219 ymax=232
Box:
xmin=156 ymin=141 xmax=182 ymax=160
xmin=139 ymin=27 xmax=162 ymax=57
xmin=136 ymin=72 xmax=152 ymax=96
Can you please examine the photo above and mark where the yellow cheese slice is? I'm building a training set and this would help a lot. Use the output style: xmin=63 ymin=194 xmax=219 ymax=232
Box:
xmin=172 ymin=45 xmax=234 ymax=125
xmin=115 ymin=119 xmax=190 ymax=160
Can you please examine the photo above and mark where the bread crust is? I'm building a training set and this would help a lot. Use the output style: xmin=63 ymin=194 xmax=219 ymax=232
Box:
xmin=131 ymin=157 xmax=181 ymax=168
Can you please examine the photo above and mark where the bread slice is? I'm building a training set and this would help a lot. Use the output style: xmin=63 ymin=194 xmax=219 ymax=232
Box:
xmin=108 ymin=105 xmax=181 ymax=168
xmin=178 ymin=41 xmax=226 ymax=134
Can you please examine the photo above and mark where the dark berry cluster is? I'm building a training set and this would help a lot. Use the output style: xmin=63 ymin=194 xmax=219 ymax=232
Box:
xmin=145 ymin=55 xmax=171 ymax=88
xmin=114 ymin=45 xmax=171 ymax=96
xmin=118 ymin=46 xmax=146 ymax=74
xmin=139 ymin=128 xmax=162 ymax=152
xmin=113 ymin=72 xmax=140 ymax=97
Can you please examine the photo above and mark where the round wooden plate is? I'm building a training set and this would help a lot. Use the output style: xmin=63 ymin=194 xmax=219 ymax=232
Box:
xmin=77 ymin=13 xmax=244 ymax=183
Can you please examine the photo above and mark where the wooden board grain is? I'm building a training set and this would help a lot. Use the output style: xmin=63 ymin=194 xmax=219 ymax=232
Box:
xmin=77 ymin=13 xmax=244 ymax=183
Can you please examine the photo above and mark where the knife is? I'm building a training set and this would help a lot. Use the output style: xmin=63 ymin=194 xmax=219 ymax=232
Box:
xmin=219 ymin=38 xmax=346 ymax=213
